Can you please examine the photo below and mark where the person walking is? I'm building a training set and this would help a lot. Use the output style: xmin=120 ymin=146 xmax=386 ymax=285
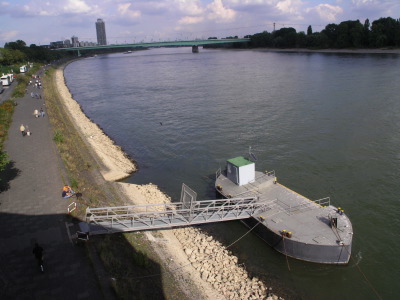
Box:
xmin=32 ymin=243 xmax=44 ymax=273
xmin=20 ymin=124 xmax=26 ymax=136
xmin=40 ymin=107 xmax=45 ymax=117
xmin=34 ymin=109 xmax=39 ymax=118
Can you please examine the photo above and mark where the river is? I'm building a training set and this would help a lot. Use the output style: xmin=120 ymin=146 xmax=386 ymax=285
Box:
xmin=64 ymin=47 xmax=400 ymax=299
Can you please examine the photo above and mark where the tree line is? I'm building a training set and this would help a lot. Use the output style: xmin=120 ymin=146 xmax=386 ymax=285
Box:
xmin=0 ymin=40 xmax=71 ymax=66
xmin=249 ymin=17 xmax=400 ymax=49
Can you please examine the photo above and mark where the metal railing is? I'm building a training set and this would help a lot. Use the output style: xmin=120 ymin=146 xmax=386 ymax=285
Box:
xmin=275 ymin=196 xmax=331 ymax=215
xmin=85 ymin=196 xmax=274 ymax=235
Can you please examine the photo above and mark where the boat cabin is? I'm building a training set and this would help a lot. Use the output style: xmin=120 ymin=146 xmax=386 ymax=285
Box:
xmin=226 ymin=156 xmax=255 ymax=186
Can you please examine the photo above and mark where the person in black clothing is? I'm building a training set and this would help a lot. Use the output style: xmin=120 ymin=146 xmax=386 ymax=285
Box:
xmin=32 ymin=243 xmax=44 ymax=272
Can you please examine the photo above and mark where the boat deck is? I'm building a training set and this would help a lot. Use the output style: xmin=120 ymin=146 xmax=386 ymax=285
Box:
xmin=216 ymin=171 xmax=353 ymax=247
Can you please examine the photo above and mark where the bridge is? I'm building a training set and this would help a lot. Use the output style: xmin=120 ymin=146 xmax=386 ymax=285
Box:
xmin=56 ymin=38 xmax=250 ymax=55
xmin=78 ymin=184 xmax=274 ymax=237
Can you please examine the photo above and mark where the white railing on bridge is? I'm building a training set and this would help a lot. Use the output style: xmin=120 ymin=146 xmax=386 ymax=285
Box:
xmin=85 ymin=196 xmax=275 ymax=235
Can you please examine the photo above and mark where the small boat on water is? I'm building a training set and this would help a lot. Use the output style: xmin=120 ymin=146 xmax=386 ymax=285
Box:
xmin=215 ymin=151 xmax=353 ymax=264
xmin=123 ymin=50 xmax=132 ymax=54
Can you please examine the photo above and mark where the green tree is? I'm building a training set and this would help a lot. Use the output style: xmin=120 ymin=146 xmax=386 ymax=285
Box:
xmin=307 ymin=25 xmax=313 ymax=35
xmin=363 ymin=19 xmax=371 ymax=47
xmin=322 ymin=23 xmax=338 ymax=47
xmin=273 ymin=27 xmax=297 ymax=48
xmin=330 ymin=20 xmax=364 ymax=48
xmin=296 ymin=32 xmax=307 ymax=48
xmin=370 ymin=17 xmax=400 ymax=47
xmin=250 ymin=31 xmax=273 ymax=47
xmin=4 ymin=40 xmax=27 ymax=51
xmin=306 ymin=32 xmax=329 ymax=48
xmin=0 ymin=48 xmax=26 ymax=65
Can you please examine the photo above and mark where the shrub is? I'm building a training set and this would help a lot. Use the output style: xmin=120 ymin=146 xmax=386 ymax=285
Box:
xmin=53 ymin=130 xmax=64 ymax=143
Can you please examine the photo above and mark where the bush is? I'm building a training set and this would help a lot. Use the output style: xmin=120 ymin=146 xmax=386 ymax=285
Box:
xmin=11 ymin=74 xmax=30 ymax=98
xmin=0 ymin=151 xmax=9 ymax=172
xmin=53 ymin=130 xmax=64 ymax=143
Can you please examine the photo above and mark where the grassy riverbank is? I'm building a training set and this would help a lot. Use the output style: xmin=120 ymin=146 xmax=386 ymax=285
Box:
xmin=0 ymin=100 xmax=15 ymax=172
xmin=42 ymin=64 xmax=190 ymax=300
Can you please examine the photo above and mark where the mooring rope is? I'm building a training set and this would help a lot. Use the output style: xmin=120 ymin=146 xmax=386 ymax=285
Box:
xmin=330 ymin=220 xmax=382 ymax=300
xmin=281 ymin=235 xmax=291 ymax=271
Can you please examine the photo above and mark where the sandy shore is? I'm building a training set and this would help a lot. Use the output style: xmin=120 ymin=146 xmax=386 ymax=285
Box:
xmin=54 ymin=67 xmax=136 ymax=181
xmin=54 ymin=64 xmax=281 ymax=300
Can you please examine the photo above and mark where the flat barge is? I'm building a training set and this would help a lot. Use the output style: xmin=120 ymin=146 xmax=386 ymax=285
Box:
xmin=215 ymin=156 xmax=353 ymax=264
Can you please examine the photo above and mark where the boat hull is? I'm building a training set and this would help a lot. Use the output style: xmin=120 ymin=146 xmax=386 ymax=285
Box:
xmin=242 ymin=216 xmax=351 ymax=264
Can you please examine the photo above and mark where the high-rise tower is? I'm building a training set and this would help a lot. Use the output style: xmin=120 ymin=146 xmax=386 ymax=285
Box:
xmin=96 ymin=19 xmax=107 ymax=45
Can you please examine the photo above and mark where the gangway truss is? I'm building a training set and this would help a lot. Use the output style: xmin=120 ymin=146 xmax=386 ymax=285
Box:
xmin=84 ymin=184 xmax=274 ymax=235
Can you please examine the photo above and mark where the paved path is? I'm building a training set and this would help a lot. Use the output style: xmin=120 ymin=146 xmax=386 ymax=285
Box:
xmin=0 ymin=70 xmax=104 ymax=299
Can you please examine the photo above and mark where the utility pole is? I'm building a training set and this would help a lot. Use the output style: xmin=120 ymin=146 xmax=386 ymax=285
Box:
xmin=273 ymin=22 xmax=276 ymax=32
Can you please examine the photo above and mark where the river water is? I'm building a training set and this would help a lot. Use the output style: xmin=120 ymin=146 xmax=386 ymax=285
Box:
xmin=64 ymin=48 xmax=400 ymax=299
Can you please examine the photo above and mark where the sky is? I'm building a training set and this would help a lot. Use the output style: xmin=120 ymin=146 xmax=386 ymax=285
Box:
xmin=0 ymin=0 xmax=399 ymax=47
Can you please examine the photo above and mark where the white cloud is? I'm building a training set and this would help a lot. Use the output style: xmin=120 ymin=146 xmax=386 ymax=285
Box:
xmin=118 ymin=3 xmax=141 ymax=19
xmin=63 ymin=0 xmax=91 ymax=14
xmin=174 ymin=0 xmax=204 ymax=15
xmin=276 ymin=0 xmax=302 ymax=15
xmin=306 ymin=4 xmax=343 ymax=22
xmin=38 ymin=10 xmax=53 ymax=16
xmin=0 ymin=30 xmax=19 ymax=41
xmin=178 ymin=16 xmax=204 ymax=24
xmin=351 ymin=0 xmax=377 ymax=5
xmin=349 ymin=0 xmax=398 ymax=18
xmin=207 ymin=0 xmax=236 ymax=22
xmin=226 ymin=0 xmax=276 ymax=5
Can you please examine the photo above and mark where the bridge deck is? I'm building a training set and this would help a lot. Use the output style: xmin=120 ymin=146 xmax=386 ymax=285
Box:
xmin=84 ymin=196 xmax=274 ymax=235
xmin=56 ymin=38 xmax=250 ymax=51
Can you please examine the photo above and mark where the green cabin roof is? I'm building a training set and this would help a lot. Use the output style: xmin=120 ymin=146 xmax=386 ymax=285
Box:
xmin=227 ymin=156 xmax=253 ymax=167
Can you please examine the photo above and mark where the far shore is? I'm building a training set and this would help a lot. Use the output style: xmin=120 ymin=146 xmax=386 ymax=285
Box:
xmin=250 ymin=47 xmax=400 ymax=55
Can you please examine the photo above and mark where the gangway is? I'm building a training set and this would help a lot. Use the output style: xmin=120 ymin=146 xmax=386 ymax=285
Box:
xmin=82 ymin=184 xmax=275 ymax=236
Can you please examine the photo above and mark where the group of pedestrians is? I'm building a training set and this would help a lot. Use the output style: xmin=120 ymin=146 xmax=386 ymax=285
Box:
xmin=33 ymin=107 xmax=45 ymax=118
xmin=30 ymin=92 xmax=41 ymax=99
xmin=29 ymin=75 xmax=42 ymax=99
xmin=29 ymin=75 xmax=42 ymax=89
xmin=19 ymin=124 xmax=31 ymax=136
xmin=20 ymin=76 xmax=47 ymax=138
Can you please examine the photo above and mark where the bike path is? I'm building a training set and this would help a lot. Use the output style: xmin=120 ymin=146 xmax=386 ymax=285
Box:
xmin=0 ymin=70 xmax=104 ymax=299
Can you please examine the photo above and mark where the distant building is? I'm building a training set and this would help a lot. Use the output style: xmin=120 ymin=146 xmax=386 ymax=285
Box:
xmin=96 ymin=18 xmax=107 ymax=45
xmin=71 ymin=36 xmax=79 ymax=47
xmin=79 ymin=41 xmax=96 ymax=47
xmin=64 ymin=39 xmax=71 ymax=47
xmin=50 ymin=41 xmax=64 ymax=49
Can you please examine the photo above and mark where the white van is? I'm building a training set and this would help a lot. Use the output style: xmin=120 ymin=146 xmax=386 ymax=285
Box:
xmin=7 ymin=73 xmax=14 ymax=82
xmin=0 ymin=74 xmax=11 ymax=86
xmin=20 ymin=65 xmax=27 ymax=73
xmin=0 ymin=81 xmax=4 ymax=94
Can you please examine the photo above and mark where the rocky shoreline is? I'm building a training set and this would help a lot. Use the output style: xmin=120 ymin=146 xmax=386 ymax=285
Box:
xmin=55 ymin=63 xmax=281 ymax=300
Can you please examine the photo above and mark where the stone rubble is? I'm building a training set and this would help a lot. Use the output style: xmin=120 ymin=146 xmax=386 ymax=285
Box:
xmin=174 ymin=226 xmax=281 ymax=300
